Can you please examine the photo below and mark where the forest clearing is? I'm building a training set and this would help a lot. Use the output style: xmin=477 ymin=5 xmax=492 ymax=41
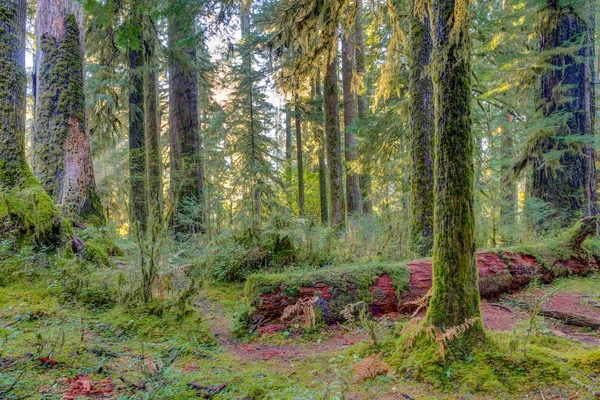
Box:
xmin=2 ymin=0 xmax=600 ymax=398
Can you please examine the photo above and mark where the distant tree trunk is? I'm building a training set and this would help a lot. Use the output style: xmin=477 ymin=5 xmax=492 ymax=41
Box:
xmin=285 ymin=102 xmax=292 ymax=207
xmin=0 ymin=0 xmax=65 ymax=246
xmin=33 ymin=0 xmax=105 ymax=225
xmin=295 ymin=93 xmax=305 ymax=217
xmin=408 ymin=1 xmax=434 ymax=257
xmin=500 ymin=121 xmax=517 ymax=232
xmin=532 ymin=0 xmax=597 ymax=228
xmin=324 ymin=42 xmax=344 ymax=229
xmin=425 ymin=0 xmax=484 ymax=343
xmin=313 ymin=75 xmax=328 ymax=225
xmin=341 ymin=31 xmax=361 ymax=216
xmin=168 ymin=6 xmax=206 ymax=234
xmin=354 ymin=0 xmax=372 ymax=214
xmin=143 ymin=20 xmax=163 ymax=226
xmin=128 ymin=20 xmax=148 ymax=235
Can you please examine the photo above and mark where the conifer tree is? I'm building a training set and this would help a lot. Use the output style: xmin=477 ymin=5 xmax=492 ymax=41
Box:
xmin=408 ymin=0 xmax=434 ymax=257
xmin=33 ymin=0 xmax=105 ymax=225
xmin=425 ymin=0 xmax=484 ymax=343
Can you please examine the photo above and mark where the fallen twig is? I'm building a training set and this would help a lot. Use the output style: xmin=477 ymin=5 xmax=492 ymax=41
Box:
xmin=488 ymin=303 xmax=515 ymax=314
xmin=187 ymin=382 xmax=228 ymax=398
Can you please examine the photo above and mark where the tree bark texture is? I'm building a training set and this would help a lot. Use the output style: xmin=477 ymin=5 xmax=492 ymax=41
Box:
xmin=408 ymin=2 xmax=434 ymax=258
xmin=33 ymin=0 xmax=105 ymax=225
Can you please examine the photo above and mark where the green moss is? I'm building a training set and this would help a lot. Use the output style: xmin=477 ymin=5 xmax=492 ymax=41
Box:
xmin=392 ymin=330 xmax=593 ymax=394
xmin=245 ymin=262 xmax=410 ymax=318
xmin=1 ymin=175 xmax=71 ymax=248
xmin=83 ymin=242 xmax=112 ymax=267
xmin=33 ymin=14 xmax=105 ymax=224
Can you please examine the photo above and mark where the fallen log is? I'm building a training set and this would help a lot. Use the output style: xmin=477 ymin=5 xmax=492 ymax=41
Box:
xmin=245 ymin=218 xmax=598 ymax=327
xmin=508 ymin=300 xmax=600 ymax=329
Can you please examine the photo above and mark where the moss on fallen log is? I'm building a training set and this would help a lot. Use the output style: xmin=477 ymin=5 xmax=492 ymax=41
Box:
xmin=245 ymin=262 xmax=411 ymax=324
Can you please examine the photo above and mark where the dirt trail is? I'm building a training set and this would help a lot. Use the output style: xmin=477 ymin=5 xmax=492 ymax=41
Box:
xmin=195 ymin=295 xmax=362 ymax=362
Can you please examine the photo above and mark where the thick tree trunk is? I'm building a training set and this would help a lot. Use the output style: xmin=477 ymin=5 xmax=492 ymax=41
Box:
xmin=324 ymin=43 xmax=344 ymax=229
xmin=532 ymin=0 xmax=597 ymax=228
xmin=408 ymin=2 xmax=434 ymax=257
xmin=341 ymin=31 xmax=361 ymax=216
xmin=128 ymin=27 xmax=148 ymax=235
xmin=354 ymin=0 xmax=372 ymax=215
xmin=295 ymin=93 xmax=305 ymax=217
xmin=168 ymin=7 xmax=206 ymax=234
xmin=425 ymin=0 xmax=484 ymax=341
xmin=0 ymin=0 xmax=66 ymax=246
xmin=144 ymin=22 xmax=163 ymax=226
xmin=33 ymin=0 xmax=105 ymax=225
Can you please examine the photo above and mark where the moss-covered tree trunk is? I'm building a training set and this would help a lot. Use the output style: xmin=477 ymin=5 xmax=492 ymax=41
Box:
xmin=128 ymin=18 xmax=148 ymax=235
xmin=324 ymin=42 xmax=344 ymax=229
xmin=32 ymin=0 xmax=105 ymax=225
xmin=354 ymin=0 xmax=372 ymax=215
xmin=0 ymin=0 xmax=67 ymax=246
xmin=341 ymin=30 xmax=361 ymax=216
xmin=532 ymin=0 xmax=597 ymax=228
xmin=143 ymin=20 xmax=163 ymax=226
xmin=295 ymin=93 xmax=305 ymax=217
xmin=424 ymin=0 xmax=484 ymax=342
xmin=168 ymin=5 xmax=206 ymax=234
xmin=408 ymin=0 xmax=434 ymax=257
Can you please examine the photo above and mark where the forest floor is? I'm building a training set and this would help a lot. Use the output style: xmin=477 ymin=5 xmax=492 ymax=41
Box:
xmin=2 ymin=274 xmax=600 ymax=399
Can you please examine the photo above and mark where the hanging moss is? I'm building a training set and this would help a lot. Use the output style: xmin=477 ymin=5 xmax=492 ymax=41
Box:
xmin=33 ymin=13 xmax=105 ymax=225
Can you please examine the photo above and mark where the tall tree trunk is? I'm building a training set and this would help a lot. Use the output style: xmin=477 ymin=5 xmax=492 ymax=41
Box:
xmin=408 ymin=1 xmax=434 ymax=257
xmin=324 ymin=42 xmax=344 ymax=229
xmin=285 ymin=102 xmax=292 ymax=207
xmin=0 ymin=0 xmax=65 ymax=246
xmin=425 ymin=0 xmax=484 ymax=343
xmin=33 ymin=0 xmax=105 ymax=225
xmin=143 ymin=20 xmax=163 ymax=226
xmin=128 ymin=23 xmax=148 ymax=235
xmin=313 ymin=74 xmax=329 ymax=224
xmin=532 ymin=0 xmax=597 ymax=228
xmin=341 ymin=30 xmax=361 ymax=216
xmin=354 ymin=0 xmax=372 ymax=214
xmin=168 ymin=5 xmax=206 ymax=234
xmin=240 ymin=0 xmax=261 ymax=229
xmin=295 ymin=93 xmax=305 ymax=217
xmin=500 ymin=121 xmax=517 ymax=234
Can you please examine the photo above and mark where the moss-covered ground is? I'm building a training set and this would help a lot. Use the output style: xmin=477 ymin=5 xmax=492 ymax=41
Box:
xmin=2 ymin=243 xmax=600 ymax=399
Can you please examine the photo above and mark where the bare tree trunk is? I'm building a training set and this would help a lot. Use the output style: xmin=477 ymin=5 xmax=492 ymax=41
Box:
xmin=295 ymin=93 xmax=305 ymax=217
xmin=285 ymin=102 xmax=292 ymax=207
xmin=313 ymin=74 xmax=329 ymax=224
xmin=341 ymin=31 xmax=361 ymax=216
xmin=324 ymin=42 xmax=344 ymax=229
xmin=408 ymin=0 xmax=434 ymax=257
xmin=33 ymin=0 xmax=105 ymax=225
xmin=354 ymin=0 xmax=372 ymax=214
xmin=168 ymin=4 xmax=206 ymax=234
xmin=144 ymin=19 xmax=163 ymax=226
